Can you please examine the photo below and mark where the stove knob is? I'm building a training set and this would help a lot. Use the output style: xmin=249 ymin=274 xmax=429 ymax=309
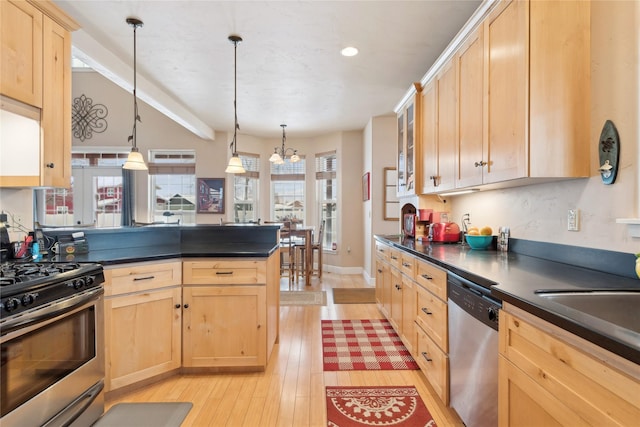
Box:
xmin=86 ymin=275 xmax=95 ymax=286
xmin=487 ymin=307 xmax=499 ymax=322
xmin=21 ymin=293 xmax=37 ymax=306
xmin=4 ymin=298 xmax=21 ymax=312
xmin=73 ymin=278 xmax=86 ymax=290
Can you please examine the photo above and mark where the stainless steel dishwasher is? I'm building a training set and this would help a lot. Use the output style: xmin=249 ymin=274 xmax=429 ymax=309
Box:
xmin=447 ymin=271 xmax=501 ymax=427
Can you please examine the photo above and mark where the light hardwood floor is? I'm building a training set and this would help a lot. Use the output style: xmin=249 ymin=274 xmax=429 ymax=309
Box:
xmin=105 ymin=272 xmax=463 ymax=426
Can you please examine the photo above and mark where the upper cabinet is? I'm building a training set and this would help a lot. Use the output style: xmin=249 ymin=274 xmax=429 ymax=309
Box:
xmin=0 ymin=0 xmax=43 ymax=108
xmin=0 ymin=0 xmax=78 ymax=188
xmin=414 ymin=0 xmax=590 ymax=195
xmin=396 ymin=83 xmax=422 ymax=197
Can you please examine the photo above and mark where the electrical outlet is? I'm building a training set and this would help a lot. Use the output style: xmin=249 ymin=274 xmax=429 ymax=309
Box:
xmin=567 ymin=209 xmax=579 ymax=231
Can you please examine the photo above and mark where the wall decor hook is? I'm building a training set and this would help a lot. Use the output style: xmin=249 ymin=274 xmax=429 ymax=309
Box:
xmin=597 ymin=120 xmax=619 ymax=185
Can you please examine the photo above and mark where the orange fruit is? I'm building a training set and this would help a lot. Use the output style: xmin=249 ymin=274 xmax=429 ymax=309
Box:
xmin=480 ymin=226 xmax=493 ymax=236
xmin=468 ymin=228 xmax=480 ymax=236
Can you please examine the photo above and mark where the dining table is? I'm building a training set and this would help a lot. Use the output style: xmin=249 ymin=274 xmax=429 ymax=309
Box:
xmin=284 ymin=226 xmax=314 ymax=286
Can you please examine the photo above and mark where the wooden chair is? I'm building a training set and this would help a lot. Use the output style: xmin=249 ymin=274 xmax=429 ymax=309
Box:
xmin=294 ymin=220 xmax=324 ymax=281
xmin=278 ymin=222 xmax=296 ymax=287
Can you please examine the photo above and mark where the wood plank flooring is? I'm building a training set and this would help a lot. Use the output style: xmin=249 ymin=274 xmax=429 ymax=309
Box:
xmin=105 ymin=272 xmax=464 ymax=426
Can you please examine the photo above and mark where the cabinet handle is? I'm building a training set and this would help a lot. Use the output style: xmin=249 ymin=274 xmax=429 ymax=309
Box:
xmin=421 ymin=307 xmax=432 ymax=315
xmin=377 ymin=269 xmax=383 ymax=273
xmin=183 ymin=303 xmax=189 ymax=309
xmin=390 ymin=255 xmax=398 ymax=260
xmin=395 ymin=284 xmax=402 ymax=290
xmin=46 ymin=163 xmax=55 ymax=168
xmin=402 ymin=262 xmax=411 ymax=268
xmin=215 ymin=271 xmax=234 ymax=275
xmin=474 ymin=160 xmax=487 ymax=167
xmin=421 ymin=274 xmax=432 ymax=280
xmin=175 ymin=304 xmax=181 ymax=309
xmin=133 ymin=275 xmax=155 ymax=281
xmin=429 ymin=175 xmax=439 ymax=187
xmin=421 ymin=352 xmax=432 ymax=362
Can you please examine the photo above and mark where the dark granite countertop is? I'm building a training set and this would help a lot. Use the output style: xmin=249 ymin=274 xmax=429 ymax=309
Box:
xmin=375 ymin=235 xmax=640 ymax=364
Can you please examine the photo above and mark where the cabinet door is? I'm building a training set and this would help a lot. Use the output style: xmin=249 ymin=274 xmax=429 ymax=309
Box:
xmin=400 ymin=276 xmax=416 ymax=354
xmin=41 ymin=17 xmax=71 ymax=188
xmin=375 ymin=258 xmax=385 ymax=306
xmin=105 ymin=286 xmax=182 ymax=392
xmin=457 ymin=25 xmax=485 ymax=188
xmin=485 ymin=0 xmax=528 ymax=183
xmin=421 ymin=79 xmax=438 ymax=193
xmin=183 ymin=285 xmax=267 ymax=368
xmin=0 ymin=0 xmax=43 ymax=108
xmin=436 ymin=59 xmax=457 ymax=191
xmin=382 ymin=261 xmax=392 ymax=318
xmin=389 ymin=268 xmax=403 ymax=333
xmin=396 ymin=112 xmax=406 ymax=194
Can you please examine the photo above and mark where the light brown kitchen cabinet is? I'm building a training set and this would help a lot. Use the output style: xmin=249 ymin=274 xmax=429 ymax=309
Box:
xmin=1 ymin=0 xmax=43 ymax=107
xmin=400 ymin=275 xmax=416 ymax=354
xmin=375 ymin=241 xmax=393 ymax=319
xmin=389 ymin=266 xmax=403 ymax=333
xmin=103 ymin=261 xmax=183 ymax=393
xmin=484 ymin=0 xmax=590 ymax=185
xmin=413 ymin=257 xmax=449 ymax=404
xmin=456 ymin=25 xmax=485 ymax=188
xmin=0 ymin=0 xmax=77 ymax=188
xmin=182 ymin=255 xmax=279 ymax=369
xmin=434 ymin=60 xmax=457 ymax=192
xmin=396 ymin=84 xmax=422 ymax=197
xmin=421 ymin=79 xmax=438 ymax=194
xmin=499 ymin=304 xmax=640 ymax=426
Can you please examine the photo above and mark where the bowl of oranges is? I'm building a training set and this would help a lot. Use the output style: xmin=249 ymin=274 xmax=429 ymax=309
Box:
xmin=465 ymin=226 xmax=493 ymax=250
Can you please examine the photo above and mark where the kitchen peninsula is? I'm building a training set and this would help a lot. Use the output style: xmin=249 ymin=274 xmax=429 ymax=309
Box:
xmin=44 ymin=224 xmax=281 ymax=394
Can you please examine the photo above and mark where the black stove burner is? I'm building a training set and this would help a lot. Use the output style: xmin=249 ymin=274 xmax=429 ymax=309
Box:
xmin=0 ymin=261 xmax=104 ymax=320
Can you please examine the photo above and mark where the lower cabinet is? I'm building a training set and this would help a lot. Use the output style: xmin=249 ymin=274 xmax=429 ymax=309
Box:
xmin=182 ymin=284 xmax=266 ymax=368
xmin=182 ymin=256 xmax=279 ymax=370
xmin=104 ymin=261 xmax=182 ymax=392
xmin=415 ymin=324 xmax=449 ymax=403
xmin=499 ymin=304 xmax=640 ymax=426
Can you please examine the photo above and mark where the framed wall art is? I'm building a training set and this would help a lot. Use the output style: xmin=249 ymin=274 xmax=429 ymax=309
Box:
xmin=362 ymin=172 xmax=370 ymax=201
xmin=384 ymin=167 xmax=399 ymax=220
xmin=197 ymin=178 xmax=225 ymax=214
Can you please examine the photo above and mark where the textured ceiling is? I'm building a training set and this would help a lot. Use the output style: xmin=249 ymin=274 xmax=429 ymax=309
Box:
xmin=54 ymin=0 xmax=482 ymax=139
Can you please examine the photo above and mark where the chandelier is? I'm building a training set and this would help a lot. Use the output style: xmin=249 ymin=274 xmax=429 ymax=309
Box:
xmin=269 ymin=124 xmax=299 ymax=164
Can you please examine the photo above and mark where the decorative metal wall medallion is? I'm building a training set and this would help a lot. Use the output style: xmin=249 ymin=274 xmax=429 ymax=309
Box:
xmin=72 ymin=94 xmax=108 ymax=141
xmin=598 ymin=120 xmax=620 ymax=185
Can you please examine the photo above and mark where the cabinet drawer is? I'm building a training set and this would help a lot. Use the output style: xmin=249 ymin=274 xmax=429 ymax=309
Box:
xmin=183 ymin=260 xmax=266 ymax=285
xmin=416 ymin=325 xmax=449 ymax=405
xmin=415 ymin=284 xmax=448 ymax=352
xmin=415 ymin=259 xmax=447 ymax=301
xmin=388 ymin=247 xmax=401 ymax=270
xmin=500 ymin=309 xmax=640 ymax=426
xmin=399 ymin=252 xmax=416 ymax=280
xmin=105 ymin=261 xmax=182 ymax=296
xmin=375 ymin=241 xmax=390 ymax=260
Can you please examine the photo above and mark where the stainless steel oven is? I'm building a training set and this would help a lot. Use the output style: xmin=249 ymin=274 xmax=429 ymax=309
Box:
xmin=1 ymin=262 xmax=105 ymax=427
xmin=447 ymin=271 xmax=501 ymax=427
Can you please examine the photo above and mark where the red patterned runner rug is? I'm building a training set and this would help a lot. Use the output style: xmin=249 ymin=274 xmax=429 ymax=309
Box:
xmin=326 ymin=386 xmax=437 ymax=426
xmin=321 ymin=319 xmax=418 ymax=371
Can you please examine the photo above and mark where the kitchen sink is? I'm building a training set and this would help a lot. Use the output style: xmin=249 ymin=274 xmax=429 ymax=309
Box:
xmin=535 ymin=290 xmax=640 ymax=333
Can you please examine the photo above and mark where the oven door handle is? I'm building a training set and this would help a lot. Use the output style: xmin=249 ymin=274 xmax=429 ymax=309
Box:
xmin=41 ymin=380 xmax=104 ymax=427
xmin=0 ymin=287 xmax=104 ymax=336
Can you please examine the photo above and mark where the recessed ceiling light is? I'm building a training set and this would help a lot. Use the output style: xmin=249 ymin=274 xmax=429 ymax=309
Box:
xmin=341 ymin=46 xmax=358 ymax=57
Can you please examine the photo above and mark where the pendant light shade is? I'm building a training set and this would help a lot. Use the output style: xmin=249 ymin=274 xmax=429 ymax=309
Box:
xmin=225 ymin=35 xmax=246 ymax=174
xmin=269 ymin=124 xmax=300 ymax=164
xmin=123 ymin=17 xmax=147 ymax=171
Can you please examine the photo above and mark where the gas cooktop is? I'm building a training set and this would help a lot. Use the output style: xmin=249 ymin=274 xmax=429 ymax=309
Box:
xmin=0 ymin=261 xmax=104 ymax=320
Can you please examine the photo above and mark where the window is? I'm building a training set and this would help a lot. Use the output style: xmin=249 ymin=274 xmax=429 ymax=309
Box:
xmin=148 ymin=150 xmax=196 ymax=225
xmin=271 ymin=157 xmax=305 ymax=224
xmin=36 ymin=151 xmax=129 ymax=227
xmin=233 ymin=153 xmax=260 ymax=222
xmin=316 ymin=151 xmax=337 ymax=250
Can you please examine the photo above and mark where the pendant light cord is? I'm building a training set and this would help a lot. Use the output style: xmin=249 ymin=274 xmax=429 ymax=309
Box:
xmin=231 ymin=37 xmax=240 ymax=154
xmin=127 ymin=18 xmax=143 ymax=151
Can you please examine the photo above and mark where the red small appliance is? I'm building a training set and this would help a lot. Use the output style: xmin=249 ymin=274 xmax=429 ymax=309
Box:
xmin=431 ymin=222 xmax=461 ymax=243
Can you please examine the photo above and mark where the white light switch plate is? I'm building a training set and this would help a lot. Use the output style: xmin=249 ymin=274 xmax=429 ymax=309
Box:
xmin=568 ymin=209 xmax=579 ymax=231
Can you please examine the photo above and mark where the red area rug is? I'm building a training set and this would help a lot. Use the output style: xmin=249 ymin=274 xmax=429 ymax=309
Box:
xmin=321 ymin=319 xmax=418 ymax=371
xmin=326 ymin=386 xmax=437 ymax=426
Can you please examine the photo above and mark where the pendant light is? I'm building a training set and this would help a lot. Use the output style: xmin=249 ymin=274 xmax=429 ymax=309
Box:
xmin=225 ymin=35 xmax=246 ymax=174
xmin=123 ymin=17 xmax=147 ymax=170
xmin=269 ymin=124 xmax=300 ymax=165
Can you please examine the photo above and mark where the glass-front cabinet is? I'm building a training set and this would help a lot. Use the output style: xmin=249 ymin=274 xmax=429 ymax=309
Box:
xmin=396 ymin=83 xmax=422 ymax=197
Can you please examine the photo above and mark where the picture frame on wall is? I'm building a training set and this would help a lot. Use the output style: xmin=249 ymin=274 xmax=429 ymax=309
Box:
xmin=197 ymin=178 xmax=225 ymax=214
xmin=362 ymin=172 xmax=370 ymax=201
